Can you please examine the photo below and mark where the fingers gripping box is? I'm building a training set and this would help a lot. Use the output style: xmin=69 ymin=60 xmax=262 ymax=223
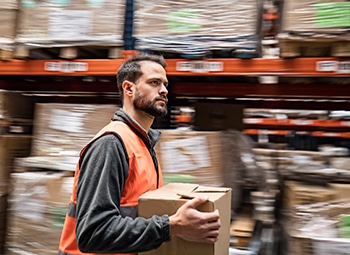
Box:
xmin=138 ymin=183 xmax=232 ymax=255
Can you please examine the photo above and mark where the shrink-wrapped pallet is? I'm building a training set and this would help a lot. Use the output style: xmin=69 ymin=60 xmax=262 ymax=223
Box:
xmin=16 ymin=0 xmax=125 ymax=48
xmin=281 ymin=0 xmax=350 ymax=34
xmin=133 ymin=0 xmax=261 ymax=57
xmin=278 ymin=0 xmax=350 ymax=57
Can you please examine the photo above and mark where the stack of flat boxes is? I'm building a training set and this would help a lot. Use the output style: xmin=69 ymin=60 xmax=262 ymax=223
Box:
xmin=0 ymin=90 xmax=34 ymax=254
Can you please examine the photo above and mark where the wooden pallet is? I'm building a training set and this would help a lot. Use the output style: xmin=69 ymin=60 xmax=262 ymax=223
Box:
xmin=279 ymin=36 xmax=350 ymax=58
xmin=0 ymin=48 xmax=14 ymax=60
xmin=12 ymin=44 xmax=123 ymax=60
xmin=139 ymin=47 xmax=261 ymax=59
xmin=0 ymin=44 xmax=15 ymax=60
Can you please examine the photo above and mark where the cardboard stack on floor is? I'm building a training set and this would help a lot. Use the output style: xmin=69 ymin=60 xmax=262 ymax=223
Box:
xmin=0 ymin=90 xmax=34 ymax=254
xmin=5 ymin=103 xmax=118 ymax=255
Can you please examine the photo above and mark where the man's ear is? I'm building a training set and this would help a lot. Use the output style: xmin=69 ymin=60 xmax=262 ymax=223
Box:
xmin=122 ymin=81 xmax=133 ymax=95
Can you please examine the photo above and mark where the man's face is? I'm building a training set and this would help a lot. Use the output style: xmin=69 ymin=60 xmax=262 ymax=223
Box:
xmin=133 ymin=61 xmax=169 ymax=118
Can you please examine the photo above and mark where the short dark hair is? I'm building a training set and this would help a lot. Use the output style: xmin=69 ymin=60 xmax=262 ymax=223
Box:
xmin=116 ymin=52 xmax=166 ymax=102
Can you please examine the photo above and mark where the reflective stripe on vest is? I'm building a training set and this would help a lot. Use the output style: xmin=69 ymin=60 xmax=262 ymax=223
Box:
xmin=58 ymin=121 xmax=163 ymax=255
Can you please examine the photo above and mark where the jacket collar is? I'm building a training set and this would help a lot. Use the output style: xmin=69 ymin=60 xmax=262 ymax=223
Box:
xmin=112 ymin=109 xmax=161 ymax=148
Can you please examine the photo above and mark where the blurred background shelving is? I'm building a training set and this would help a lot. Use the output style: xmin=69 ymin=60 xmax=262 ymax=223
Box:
xmin=0 ymin=0 xmax=350 ymax=254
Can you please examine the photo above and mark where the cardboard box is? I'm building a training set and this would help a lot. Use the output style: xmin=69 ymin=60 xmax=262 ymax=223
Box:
xmin=138 ymin=183 xmax=232 ymax=255
xmin=156 ymin=130 xmax=225 ymax=187
xmin=6 ymin=171 xmax=74 ymax=255
xmin=16 ymin=0 xmax=125 ymax=46
xmin=329 ymin=183 xmax=350 ymax=200
xmin=281 ymin=0 xmax=350 ymax=33
xmin=283 ymin=181 xmax=337 ymax=208
xmin=0 ymin=9 xmax=17 ymax=44
xmin=0 ymin=135 xmax=32 ymax=194
xmin=31 ymin=103 xmax=118 ymax=157
xmin=0 ymin=0 xmax=18 ymax=51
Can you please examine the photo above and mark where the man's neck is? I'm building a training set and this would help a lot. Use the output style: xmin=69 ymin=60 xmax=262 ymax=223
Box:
xmin=122 ymin=107 xmax=154 ymax=132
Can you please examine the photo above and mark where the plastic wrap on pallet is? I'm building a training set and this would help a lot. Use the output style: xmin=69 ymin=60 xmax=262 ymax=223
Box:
xmin=0 ymin=0 xmax=18 ymax=50
xmin=6 ymin=171 xmax=73 ymax=255
xmin=133 ymin=0 xmax=260 ymax=57
xmin=281 ymin=0 xmax=350 ymax=34
xmin=15 ymin=0 xmax=125 ymax=47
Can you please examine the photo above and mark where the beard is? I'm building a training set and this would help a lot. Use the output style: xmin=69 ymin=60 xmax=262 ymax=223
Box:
xmin=133 ymin=91 xmax=168 ymax=118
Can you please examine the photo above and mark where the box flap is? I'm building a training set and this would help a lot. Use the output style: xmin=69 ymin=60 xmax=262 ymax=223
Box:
xmin=194 ymin=186 xmax=231 ymax=193
xmin=163 ymin=182 xmax=199 ymax=193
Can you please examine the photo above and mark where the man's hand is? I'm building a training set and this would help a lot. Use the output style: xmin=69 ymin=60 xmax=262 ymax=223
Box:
xmin=169 ymin=196 xmax=221 ymax=244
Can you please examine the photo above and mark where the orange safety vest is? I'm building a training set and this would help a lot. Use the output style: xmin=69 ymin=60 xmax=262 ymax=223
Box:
xmin=58 ymin=121 xmax=163 ymax=255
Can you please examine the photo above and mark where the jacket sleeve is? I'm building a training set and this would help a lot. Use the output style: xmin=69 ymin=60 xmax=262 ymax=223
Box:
xmin=75 ymin=133 xmax=171 ymax=254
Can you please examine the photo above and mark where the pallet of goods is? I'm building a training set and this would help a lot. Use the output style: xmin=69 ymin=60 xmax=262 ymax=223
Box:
xmin=133 ymin=0 xmax=262 ymax=58
xmin=13 ymin=0 xmax=126 ymax=59
xmin=277 ymin=0 xmax=350 ymax=57
xmin=0 ymin=0 xmax=18 ymax=60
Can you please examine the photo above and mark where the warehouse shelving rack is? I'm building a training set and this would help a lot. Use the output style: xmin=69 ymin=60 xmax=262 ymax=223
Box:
xmin=0 ymin=52 xmax=349 ymax=140
xmin=0 ymin=55 xmax=349 ymax=76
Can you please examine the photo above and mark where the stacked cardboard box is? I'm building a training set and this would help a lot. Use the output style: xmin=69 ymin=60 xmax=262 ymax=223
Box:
xmin=282 ymin=181 xmax=337 ymax=209
xmin=0 ymin=136 xmax=32 ymax=254
xmin=5 ymin=171 xmax=73 ymax=255
xmin=0 ymin=0 xmax=18 ymax=58
xmin=156 ymin=129 xmax=225 ymax=187
xmin=31 ymin=103 xmax=118 ymax=157
xmin=15 ymin=0 xmax=125 ymax=47
xmin=278 ymin=0 xmax=350 ymax=57
xmin=4 ymin=103 xmax=119 ymax=253
xmin=0 ymin=90 xmax=34 ymax=254
xmin=283 ymin=200 xmax=350 ymax=255
xmin=281 ymin=0 xmax=350 ymax=34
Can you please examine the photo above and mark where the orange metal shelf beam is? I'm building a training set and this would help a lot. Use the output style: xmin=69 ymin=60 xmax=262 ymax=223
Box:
xmin=165 ymin=57 xmax=350 ymax=76
xmin=0 ymin=59 xmax=124 ymax=76
xmin=244 ymin=129 xmax=350 ymax=138
xmin=0 ymin=57 xmax=349 ymax=76
xmin=244 ymin=118 xmax=350 ymax=128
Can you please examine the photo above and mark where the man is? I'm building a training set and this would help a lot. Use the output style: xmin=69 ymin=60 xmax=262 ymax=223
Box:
xmin=58 ymin=53 xmax=221 ymax=255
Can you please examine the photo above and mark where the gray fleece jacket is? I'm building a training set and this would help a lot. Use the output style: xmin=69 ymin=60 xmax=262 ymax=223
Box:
xmin=75 ymin=109 xmax=171 ymax=254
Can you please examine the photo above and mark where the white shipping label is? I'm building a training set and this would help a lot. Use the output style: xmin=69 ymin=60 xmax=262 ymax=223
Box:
xmin=176 ymin=61 xmax=223 ymax=73
xmin=49 ymin=9 xmax=92 ymax=39
xmin=160 ymin=135 xmax=211 ymax=172
xmin=49 ymin=109 xmax=85 ymax=133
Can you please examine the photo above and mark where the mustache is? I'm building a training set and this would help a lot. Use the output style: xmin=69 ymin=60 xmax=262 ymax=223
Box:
xmin=156 ymin=96 xmax=168 ymax=103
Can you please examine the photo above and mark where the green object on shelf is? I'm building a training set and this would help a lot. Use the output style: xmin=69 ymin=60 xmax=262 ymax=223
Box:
xmin=314 ymin=2 xmax=350 ymax=27
xmin=339 ymin=214 xmax=350 ymax=226
xmin=163 ymin=174 xmax=196 ymax=184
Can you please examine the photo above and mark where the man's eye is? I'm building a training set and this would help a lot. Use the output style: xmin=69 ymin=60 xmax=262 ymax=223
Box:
xmin=151 ymin=80 xmax=160 ymax=86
